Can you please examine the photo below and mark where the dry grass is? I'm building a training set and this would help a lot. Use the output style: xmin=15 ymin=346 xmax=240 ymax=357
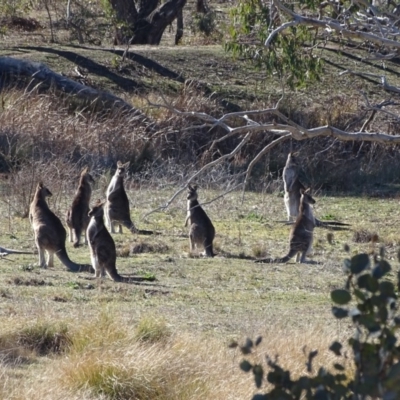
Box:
xmin=0 ymin=182 xmax=396 ymax=399
xmin=0 ymin=313 xmax=351 ymax=400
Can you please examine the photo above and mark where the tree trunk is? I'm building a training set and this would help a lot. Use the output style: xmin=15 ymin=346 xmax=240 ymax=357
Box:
xmin=175 ymin=8 xmax=183 ymax=45
xmin=111 ymin=0 xmax=187 ymax=45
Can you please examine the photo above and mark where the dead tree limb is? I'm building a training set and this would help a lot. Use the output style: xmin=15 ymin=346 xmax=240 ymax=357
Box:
xmin=144 ymin=96 xmax=400 ymax=214
xmin=0 ymin=57 xmax=151 ymax=126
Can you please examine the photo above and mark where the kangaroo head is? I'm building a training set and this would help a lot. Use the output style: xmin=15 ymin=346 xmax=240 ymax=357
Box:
xmin=286 ymin=152 xmax=299 ymax=167
xmin=187 ymin=184 xmax=198 ymax=201
xmin=115 ymin=161 xmax=130 ymax=178
xmin=300 ymin=188 xmax=316 ymax=205
xmin=81 ymin=167 xmax=95 ymax=183
xmin=88 ymin=200 xmax=105 ymax=218
xmin=37 ymin=182 xmax=52 ymax=198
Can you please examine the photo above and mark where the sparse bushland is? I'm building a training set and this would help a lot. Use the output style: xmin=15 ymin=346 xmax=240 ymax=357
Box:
xmin=2 ymin=85 xmax=400 ymax=200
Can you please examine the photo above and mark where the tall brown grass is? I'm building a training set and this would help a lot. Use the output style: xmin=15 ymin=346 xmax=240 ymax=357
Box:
xmin=1 ymin=84 xmax=399 ymax=200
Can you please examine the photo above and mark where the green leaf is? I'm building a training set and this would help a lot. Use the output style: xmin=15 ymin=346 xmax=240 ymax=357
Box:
xmin=252 ymin=395 xmax=268 ymax=400
xmin=350 ymin=253 xmax=370 ymax=274
xmin=240 ymin=359 xmax=253 ymax=372
xmin=358 ymin=315 xmax=381 ymax=333
xmin=380 ymin=281 xmax=395 ymax=297
xmin=378 ymin=305 xmax=388 ymax=323
xmin=253 ymin=364 xmax=264 ymax=388
xmin=372 ymin=260 xmax=391 ymax=279
xmin=358 ymin=274 xmax=379 ymax=293
xmin=332 ymin=307 xmax=348 ymax=319
xmin=386 ymin=361 xmax=400 ymax=388
xmin=333 ymin=363 xmax=345 ymax=371
xmin=331 ymin=289 xmax=351 ymax=305
xmin=329 ymin=341 xmax=343 ymax=356
xmin=354 ymin=289 xmax=366 ymax=301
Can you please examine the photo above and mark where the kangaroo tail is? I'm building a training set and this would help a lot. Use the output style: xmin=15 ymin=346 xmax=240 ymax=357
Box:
xmin=122 ymin=220 xmax=139 ymax=234
xmin=255 ymin=248 xmax=298 ymax=264
xmin=315 ymin=219 xmax=351 ymax=230
xmin=122 ymin=220 xmax=158 ymax=235
xmin=106 ymin=270 xmax=157 ymax=283
xmin=0 ymin=247 xmax=35 ymax=256
xmin=56 ymin=248 xmax=94 ymax=273
xmin=137 ymin=229 xmax=158 ymax=235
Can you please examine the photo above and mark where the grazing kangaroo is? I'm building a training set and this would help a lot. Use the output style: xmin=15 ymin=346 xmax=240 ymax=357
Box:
xmin=256 ymin=189 xmax=316 ymax=264
xmin=105 ymin=161 xmax=138 ymax=234
xmin=66 ymin=167 xmax=94 ymax=247
xmin=29 ymin=182 xmax=93 ymax=272
xmin=282 ymin=152 xmax=350 ymax=229
xmin=185 ymin=184 xmax=215 ymax=257
xmin=87 ymin=201 xmax=150 ymax=282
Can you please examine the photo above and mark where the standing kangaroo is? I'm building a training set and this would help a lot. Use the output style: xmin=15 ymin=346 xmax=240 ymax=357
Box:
xmin=29 ymin=182 xmax=93 ymax=272
xmin=87 ymin=201 xmax=149 ymax=282
xmin=283 ymin=152 xmax=350 ymax=229
xmin=105 ymin=161 xmax=138 ymax=234
xmin=105 ymin=161 xmax=155 ymax=236
xmin=256 ymin=189 xmax=316 ymax=264
xmin=66 ymin=167 xmax=94 ymax=247
xmin=283 ymin=152 xmax=305 ymax=222
xmin=185 ymin=184 xmax=215 ymax=257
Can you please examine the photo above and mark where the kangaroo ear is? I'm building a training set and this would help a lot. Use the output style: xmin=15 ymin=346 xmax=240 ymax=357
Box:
xmin=123 ymin=161 xmax=130 ymax=169
xmin=305 ymin=188 xmax=311 ymax=194
xmin=300 ymin=188 xmax=305 ymax=195
xmin=117 ymin=160 xmax=123 ymax=168
xmin=192 ymin=184 xmax=198 ymax=191
xmin=82 ymin=166 xmax=89 ymax=174
xmin=188 ymin=184 xmax=193 ymax=190
xmin=38 ymin=181 xmax=44 ymax=188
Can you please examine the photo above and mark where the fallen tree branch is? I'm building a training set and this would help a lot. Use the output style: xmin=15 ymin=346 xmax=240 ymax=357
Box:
xmin=0 ymin=56 xmax=152 ymax=127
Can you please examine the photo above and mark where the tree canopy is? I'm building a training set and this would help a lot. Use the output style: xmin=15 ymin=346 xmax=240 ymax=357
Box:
xmin=227 ymin=0 xmax=400 ymax=89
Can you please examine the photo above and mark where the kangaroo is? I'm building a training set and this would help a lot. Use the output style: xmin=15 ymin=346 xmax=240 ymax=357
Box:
xmin=66 ymin=167 xmax=94 ymax=247
xmin=282 ymin=152 xmax=350 ymax=229
xmin=256 ymin=189 xmax=316 ymax=264
xmin=104 ymin=162 xmax=155 ymax=236
xmin=185 ymin=184 xmax=215 ymax=257
xmin=29 ymin=182 xmax=93 ymax=272
xmin=87 ymin=201 xmax=150 ymax=282
xmin=283 ymin=152 xmax=305 ymax=222
xmin=104 ymin=161 xmax=138 ymax=234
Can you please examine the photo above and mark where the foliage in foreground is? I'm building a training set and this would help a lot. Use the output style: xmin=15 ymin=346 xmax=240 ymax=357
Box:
xmin=236 ymin=250 xmax=400 ymax=399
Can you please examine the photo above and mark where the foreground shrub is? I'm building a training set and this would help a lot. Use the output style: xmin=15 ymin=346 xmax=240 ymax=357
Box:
xmin=0 ymin=321 xmax=70 ymax=357
xmin=237 ymin=250 xmax=400 ymax=399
